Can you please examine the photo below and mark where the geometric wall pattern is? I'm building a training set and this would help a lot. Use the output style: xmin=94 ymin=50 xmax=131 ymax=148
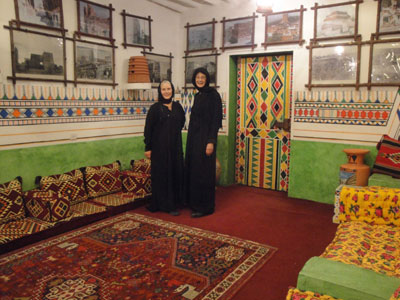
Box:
xmin=294 ymin=90 xmax=396 ymax=126
xmin=0 ymin=84 xmax=227 ymax=128
xmin=0 ymin=84 xmax=155 ymax=126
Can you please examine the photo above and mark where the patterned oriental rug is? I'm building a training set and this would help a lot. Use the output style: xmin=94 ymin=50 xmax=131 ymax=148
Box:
xmin=0 ymin=212 xmax=276 ymax=300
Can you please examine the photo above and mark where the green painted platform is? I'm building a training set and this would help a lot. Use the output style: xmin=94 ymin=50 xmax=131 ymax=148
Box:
xmin=368 ymin=173 xmax=400 ymax=189
xmin=297 ymin=257 xmax=400 ymax=300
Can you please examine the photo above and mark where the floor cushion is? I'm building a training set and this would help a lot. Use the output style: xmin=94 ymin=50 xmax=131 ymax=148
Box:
xmin=24 ymin=190 xmax=71 ymax=222
xmin=39 ymin=169 xmax=88 ymax=205
xmin=83 ymin=161 xmax=122 ymax=198
xmin=286 ymin=287 xmax=343 ymax=300
xmin=0 ymin=177 xmax=25 ymax=224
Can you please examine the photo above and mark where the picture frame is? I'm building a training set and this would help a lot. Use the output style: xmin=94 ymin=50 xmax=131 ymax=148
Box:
xmin=311 ymin=1 xmax=362 ymax=42
xmin=8 ymin=24 xmax=67 ymax=85
xmin=367 ymin=36 xmax=400 ymax=88
xmin=262 ymin=6 xmax=306 ymax=48
xmin=121 ymin=10 xmax=153 ymax=50
xmin=142 ymin=51 xmax=173 ymax=87
xmin=184 ymin=53 xmax=218 ymax=89
xmin=375 ymin=0 xmax=400 ymax=38
xmin=13 ymin=0 xmax=65 ymax=31
xmin=185 ymin=19 xmax=217 ymax=54
xmin=220 ymin=14 xmax=257 ymax=52
xmin=306 ymin=41 xmax=361 ymax=90
xmin=77 ymin=0 xmax=114 ymax=41
xmin=74 ymin=38 xmax=116 ymax=87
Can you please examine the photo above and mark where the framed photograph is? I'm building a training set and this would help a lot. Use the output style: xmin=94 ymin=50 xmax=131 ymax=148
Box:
xmin=122 ymin=10 xmax=152 ymax=50
xmin=307 ymin=42 xmax=361 ymax=89
xmin=143 ymin=51 xmax=173 ymax=87
xmin=14 ymin=0 xmax=64 ymax=31
xmin=312 ymin=1 xmax=362 ymax=42
xmin=221 ymin=14 xmax=257 ymax=51
xmin=376 ymin=0 xmax=400 ymax=37
xmin=77 ymin=0 xmax=114 ymax=41
xmin=262 ymin=6 xmax=306 ymax=48
xmin=74 ymin=39 xmax=115 ymax=86
xmin=185 ymin=19 xmax=217 ymax=54
xmin=184 ymin=54 xmax=218 ymax=88
xmin=10 ymin=27 xmax=65 ymax=83
xmin=368 ymin=38 xmax=400 ymax=87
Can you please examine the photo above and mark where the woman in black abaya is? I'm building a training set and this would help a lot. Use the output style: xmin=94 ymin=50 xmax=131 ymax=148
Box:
xmin=144 ymin=80 xmax=185 ymax=216
xmin=185 ymin=68 xmax=223 ymax=218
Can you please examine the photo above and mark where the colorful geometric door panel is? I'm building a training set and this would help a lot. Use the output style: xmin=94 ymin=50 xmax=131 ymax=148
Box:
xmin=235 ymin=55 xmax=293 ymax=191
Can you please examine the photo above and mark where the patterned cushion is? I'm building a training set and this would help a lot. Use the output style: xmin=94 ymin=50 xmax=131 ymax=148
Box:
xmin=131 ymin=159 xmax=151 ymax=174
xmin=83 ymin=162 xmax=122 ymax=198
xmin=121 ymin=170 xmax=152 ymax=196
xmin=24 ymin=190 xmax=71 ymax=222
xmin=338 ymin=185 xmax=400 ymax=225
xmin=0 ymin=177 xmax=25 ymax=224
xmin=391 ymin=286 xmax=400 ymax=300
xmin=286 ymin=287 xmax=342 ymax=300
xmin=373 ymin=135 xmax=400 ymax=178
xmin=321 ymin=221 xmax=400 ymax=278
xmin=39 ymin=169 xmax=88 ymax=205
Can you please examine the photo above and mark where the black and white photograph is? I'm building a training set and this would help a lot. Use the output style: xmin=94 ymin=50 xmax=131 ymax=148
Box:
xmin=187 ymin=23 xmax=214 ymax=52
xmin=371 ymin=42 xmax=400 ymax=83
xmin=315 ymin=3 xmax=356 ymax=39
xmin=12 ymin=30 xmax=64 ymax=79
xmin=185 ymin=54 xmax=217 ymax=87
xmin=222 ymin=17 xmax=255 ymax=49
xmin=126 ymin=15 xmax=150 ymax=46
xmin=144 ymin=52 xmax=172 ymax=87
xmin=75 ymin=41 xmax=113 ymax=83
xmin=14 ymin=0 xmax=63 ymax=29
xmin=78 ymin=0 xmax=111 ymax=39
xmin=312 ymin=45 xmax=358 ymax=83
xmin=378 ymin=0 xmax=400 ymax=34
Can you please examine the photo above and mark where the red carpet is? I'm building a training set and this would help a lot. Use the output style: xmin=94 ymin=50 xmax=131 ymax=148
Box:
xmin=0 ymin=211 xmax=276 ymax=300
xmin=135 ymin=185 xmax=339 ymax=300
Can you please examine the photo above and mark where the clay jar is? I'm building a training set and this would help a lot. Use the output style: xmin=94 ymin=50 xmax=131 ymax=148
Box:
xmin=340 ymin=149 xmax=370 ymax=186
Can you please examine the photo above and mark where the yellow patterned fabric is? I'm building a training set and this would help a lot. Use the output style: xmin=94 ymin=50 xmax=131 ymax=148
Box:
xmin=286 ymin=287 xmax=342 ymax=300
xmin=338 ymin=186 xmax=400 ymax=225
xmin=0 ymin=178 xmax=25 ymax=224
xmin=321 ymin=221 xmax=400 ymax=278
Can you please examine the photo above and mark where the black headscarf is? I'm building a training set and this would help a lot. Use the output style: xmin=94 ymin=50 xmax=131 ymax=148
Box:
xmin=158 ymin=80 xmax=175 ymax=104
xmin=192 ymin=68 xmax=213 ymax=92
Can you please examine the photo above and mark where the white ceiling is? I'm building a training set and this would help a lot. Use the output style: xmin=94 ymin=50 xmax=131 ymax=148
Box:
xmin=146 ymin=0 xmax=244 ymax=14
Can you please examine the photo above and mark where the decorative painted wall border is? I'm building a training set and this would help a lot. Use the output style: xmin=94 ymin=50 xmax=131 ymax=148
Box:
xmin=0 ymin=100 xmax=151 ymax=126
xmin=0 ymin=84 xmax=227 ymax=128
xmin=293 ymin=90 xmax=396 ymax=126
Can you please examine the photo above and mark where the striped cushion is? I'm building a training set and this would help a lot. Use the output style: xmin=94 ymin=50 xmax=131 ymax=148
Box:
xmin=373 ymin=135 xmax=400 ymax=178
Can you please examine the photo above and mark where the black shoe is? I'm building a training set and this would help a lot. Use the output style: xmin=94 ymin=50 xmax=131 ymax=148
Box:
xmin=146 ymin=205 xmax=159 ymax=213
xmin=191 ymin=211 xmax=212 ymax=218
xmin=169 ymin=211 xmax=180 ymax=216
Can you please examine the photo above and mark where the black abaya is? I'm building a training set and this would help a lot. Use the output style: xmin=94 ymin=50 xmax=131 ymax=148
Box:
xmin=144 ymin=101 xmax=185 ymax=212
xmin=185 ymin=86 xmax=223 ymax=214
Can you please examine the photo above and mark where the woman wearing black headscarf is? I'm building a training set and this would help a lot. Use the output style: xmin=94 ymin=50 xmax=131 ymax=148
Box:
xmin=185 ymin=68 xmax=223 ymax=218
xmin=144 ymin=80 xmax=185 ymax=216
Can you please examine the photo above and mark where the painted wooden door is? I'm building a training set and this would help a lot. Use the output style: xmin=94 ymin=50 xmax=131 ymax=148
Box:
xmin=235 ymin=55 xmax=292 ymax=191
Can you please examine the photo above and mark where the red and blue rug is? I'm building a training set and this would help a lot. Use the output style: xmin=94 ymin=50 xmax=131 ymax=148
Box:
xmin=0 ymin=212 xmax=276 ymax=300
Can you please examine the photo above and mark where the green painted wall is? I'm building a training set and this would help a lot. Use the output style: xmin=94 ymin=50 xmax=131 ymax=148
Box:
xmin=0 ymin=137 xmax=145 ymax=191
xmin=288 ymin=140 xmax=378 ymax=204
